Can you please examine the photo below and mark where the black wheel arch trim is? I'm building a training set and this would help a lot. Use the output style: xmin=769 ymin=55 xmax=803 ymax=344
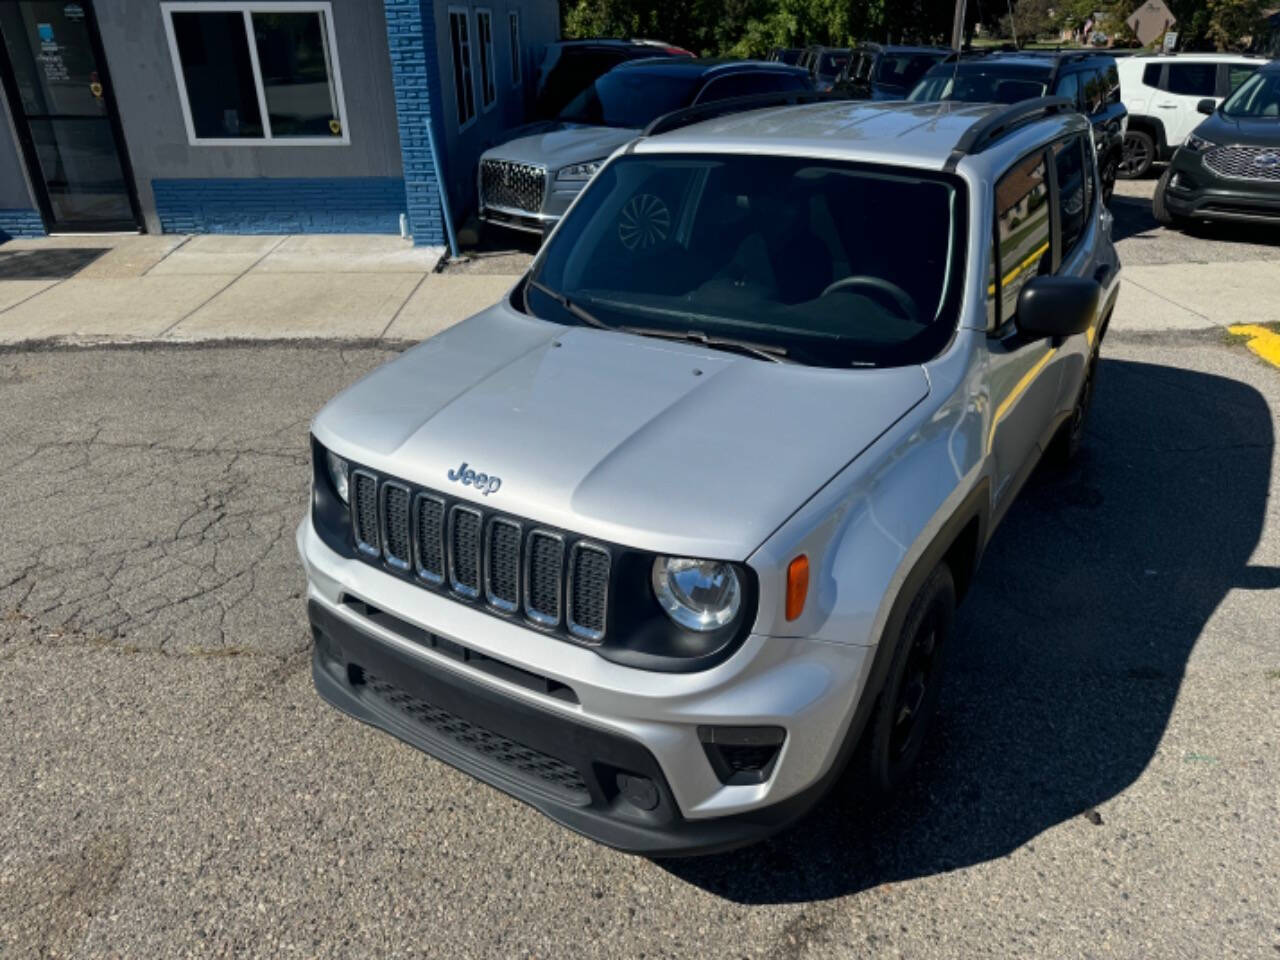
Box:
xmin=1125 ymin=114 xmax=1169 ymax=156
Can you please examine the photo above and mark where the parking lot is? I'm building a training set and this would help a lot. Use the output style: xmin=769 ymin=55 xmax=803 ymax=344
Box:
xmin=1 ymin=178 xmax=1278 ymax=959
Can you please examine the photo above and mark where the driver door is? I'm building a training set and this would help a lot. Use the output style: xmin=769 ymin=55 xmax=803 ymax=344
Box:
xmin=985 ymin=149 xmax=1062 ymax=516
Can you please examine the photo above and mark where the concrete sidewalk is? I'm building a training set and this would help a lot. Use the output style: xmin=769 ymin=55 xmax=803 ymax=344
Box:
xmin=0 ymin=234 xmax=520 ymax=344
xmin=1 ymin=213 xmax=1278 ymax=345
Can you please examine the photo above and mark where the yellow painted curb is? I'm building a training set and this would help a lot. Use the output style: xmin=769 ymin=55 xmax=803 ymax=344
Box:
xmin=1228 ymin=324 xmax=1280 ymax=369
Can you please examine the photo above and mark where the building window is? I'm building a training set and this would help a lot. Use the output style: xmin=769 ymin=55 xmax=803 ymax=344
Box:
xmin=476 ymin=9 xmax=496 ymax=110
xmin=448 ymin=7 xmax=477 ymax=128
xmin=508 ymin=11 xmax=521 ymax=86
xmin=162 ymin=2 xmax=348 ymax=145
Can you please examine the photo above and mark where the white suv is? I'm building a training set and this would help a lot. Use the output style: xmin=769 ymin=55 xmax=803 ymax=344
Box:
xmin=1117 ymin=53 xmax=1266 ymax=178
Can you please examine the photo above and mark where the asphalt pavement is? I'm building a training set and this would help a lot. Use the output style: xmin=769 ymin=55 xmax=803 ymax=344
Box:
xmin=1 ymin=182 xmax=1278 ymax=959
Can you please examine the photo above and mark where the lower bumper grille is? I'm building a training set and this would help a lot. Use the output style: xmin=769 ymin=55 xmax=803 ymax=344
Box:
xmin=364 ymin=671 xmax=590 ymax=803
xmin=480 ymin=159 xmax=547 ymax=214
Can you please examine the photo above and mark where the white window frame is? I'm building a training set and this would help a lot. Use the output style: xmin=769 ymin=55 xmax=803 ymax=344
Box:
xmin=475 ymin=8 xmax=496 ymax=112
xmin=447 ymin=5 xmax=478 ymax=131
xmin=161 ymin=1 xmax=350 ymax=147
xmin=508 ymin=10 xmax=521 ymax=87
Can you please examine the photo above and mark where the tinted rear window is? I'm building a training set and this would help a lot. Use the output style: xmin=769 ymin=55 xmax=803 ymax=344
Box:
xmin=1166 ymin=63 xmax=1217 ymax=96
xmin=558 ymin=71 xmax=701 ymax=128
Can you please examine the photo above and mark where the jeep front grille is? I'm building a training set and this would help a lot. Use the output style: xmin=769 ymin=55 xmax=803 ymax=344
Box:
xmin=1204 ymin=146 xmax=1280 ymax=183
xmin=480 ymin=159 xmax=547 ymax=214
xmin=347 ymin=467 xmax=611 ymax=644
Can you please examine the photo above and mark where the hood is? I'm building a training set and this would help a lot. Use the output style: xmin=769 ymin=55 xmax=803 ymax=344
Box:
xmin=1196 ymin=111 xmax=1280 ymax=149
xmin=483 ymin=124 xmax=638 ymax=172
xmin=314 ymin=306 xmax=930 ymax=560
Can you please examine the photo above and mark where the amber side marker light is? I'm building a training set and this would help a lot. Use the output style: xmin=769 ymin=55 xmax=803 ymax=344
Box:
xmin=786 ymin=555 xmax=809 ymax=621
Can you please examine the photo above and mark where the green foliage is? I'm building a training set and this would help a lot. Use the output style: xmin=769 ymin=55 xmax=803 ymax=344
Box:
xmin=558 ymin=0 xmax=1263 ymax=54
xmin=559 ymin=0 xmax=968 ymax=57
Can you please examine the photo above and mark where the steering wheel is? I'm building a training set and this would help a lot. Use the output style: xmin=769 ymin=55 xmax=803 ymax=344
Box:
xmin=820 ymin=275 xmax=919 ymax=324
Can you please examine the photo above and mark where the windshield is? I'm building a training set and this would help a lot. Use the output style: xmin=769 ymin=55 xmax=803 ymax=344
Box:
xmin=1219 ymin=69 xmax=1280 ymax=118
xmin=818 ymin=52 xmax=850 ymax=78
xmin=908 ymin=64 xmax=1051 ymax=103
xmin=876 ymin=53 xmax=947 ymax=89
xmin=526 ymin=154 xmax=966 ymax=369
xmin=558 ymin=71 xmax=700 ymax=128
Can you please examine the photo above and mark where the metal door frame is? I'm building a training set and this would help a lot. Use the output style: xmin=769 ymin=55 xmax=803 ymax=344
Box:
xmin=0 ymin=0 xmax=141 ymax=232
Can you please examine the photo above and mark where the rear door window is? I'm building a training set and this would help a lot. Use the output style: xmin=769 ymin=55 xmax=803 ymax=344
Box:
xmin=1142 ymin=63 xmax=1162 ymax=87
xmin=1166 ymin=63 xmax=1217 ymax=96
xmin=1052 ymin=136 xmax=1088 ymax=258
xmin=1226 ymin=63 xmax=1258 ymax=94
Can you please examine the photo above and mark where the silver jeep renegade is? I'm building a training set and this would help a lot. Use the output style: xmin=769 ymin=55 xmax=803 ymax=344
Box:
xmin=299 ymin=96 xmax=1121 ymax=856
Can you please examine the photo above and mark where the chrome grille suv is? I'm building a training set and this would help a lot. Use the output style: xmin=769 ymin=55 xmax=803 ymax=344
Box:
xmin=348 ymin=466 xmax=610 ymax=643
xmin=1204 ymin=146 xmax=1280 ymax=182
xmin=480 ymin=159 xmax=547 ymax=214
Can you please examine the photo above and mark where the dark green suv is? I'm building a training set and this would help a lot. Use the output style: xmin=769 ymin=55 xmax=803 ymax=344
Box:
xmin=1154 ymin=59 xmax=1280 ymax=227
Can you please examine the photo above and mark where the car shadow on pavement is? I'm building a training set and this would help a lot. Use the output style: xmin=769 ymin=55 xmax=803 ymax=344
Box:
xmin=0 ymin=247 xmax=109 ymax=280
xmin=661 ymin=358 xmax=1277 ymax=903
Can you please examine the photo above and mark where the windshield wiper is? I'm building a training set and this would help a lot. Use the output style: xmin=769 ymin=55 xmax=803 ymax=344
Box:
xmin=526 ymin=279 xmax=613 ymax=331
xmin=619 ymin=326 xmax=790 ymax=364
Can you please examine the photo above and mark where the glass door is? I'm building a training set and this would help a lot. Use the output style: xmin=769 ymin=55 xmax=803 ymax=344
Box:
xmin=0 ymin=0 xmax=139 ymax=231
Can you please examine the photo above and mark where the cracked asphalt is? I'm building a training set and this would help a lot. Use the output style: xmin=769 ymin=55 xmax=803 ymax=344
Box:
xmin=2 ymin=210 xmax=1280 ymax=958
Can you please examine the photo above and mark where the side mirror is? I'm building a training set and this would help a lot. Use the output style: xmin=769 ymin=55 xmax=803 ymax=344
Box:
xmin=1015 ymin=275 xmax=1100 ymax=339
xmin=1196 ymin=97 xmax=1216 ymax=116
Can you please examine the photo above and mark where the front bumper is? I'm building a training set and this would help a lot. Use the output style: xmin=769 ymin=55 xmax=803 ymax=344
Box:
xmin=1165 ymin=150 xmax=1280 ymax=223
xmin=298 ymin=518 xmax=875 ymax=855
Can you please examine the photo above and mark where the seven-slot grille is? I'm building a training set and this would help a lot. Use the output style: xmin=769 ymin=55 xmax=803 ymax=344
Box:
xmin=348 ymin=467 xmax=610 ymax=643
xmin=1204 ymin=146 xmax=1280 ymax=183
xmin=480 ymin=159 xmax=547 ymax=214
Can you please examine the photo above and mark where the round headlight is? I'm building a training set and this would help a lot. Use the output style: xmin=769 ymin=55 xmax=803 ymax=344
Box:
xmin=651 ymin=557 xmax=741 ymax=632
xmin=326 ymin=449 xmax=349 ymax=504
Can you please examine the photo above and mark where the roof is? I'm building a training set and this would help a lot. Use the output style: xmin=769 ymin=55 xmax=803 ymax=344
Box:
xmin=613 ymin=58 xmax=807 ymax=78
xmin=633 ymin=99 xmax=1082 ymax=169
xmin=857 ymin=43 xmax=951 ymax=55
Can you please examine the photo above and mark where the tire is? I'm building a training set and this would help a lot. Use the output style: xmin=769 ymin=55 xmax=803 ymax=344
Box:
xmin=1152 ymin=167 xmax=1185 ymax=229
xmin=1048 ymin=351 xmax=1098 ymax=467
xmin=861 ymin=563 xmax=956 ymax=797
xmin=1118 ymin=130 xmax=1155 ymax=180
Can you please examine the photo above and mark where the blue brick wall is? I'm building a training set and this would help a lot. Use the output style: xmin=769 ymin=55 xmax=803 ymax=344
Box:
xmin=0 ymin=209 xmax=46 ymax=241
xmin=383 ymin=0 xmax=445 ymax=247
xmin=151 ymin=177 xmax=408 ymax=235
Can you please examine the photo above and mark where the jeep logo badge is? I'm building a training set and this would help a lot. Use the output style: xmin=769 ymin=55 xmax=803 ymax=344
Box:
xmin=447 ymin=461 xmax=501 ymax=496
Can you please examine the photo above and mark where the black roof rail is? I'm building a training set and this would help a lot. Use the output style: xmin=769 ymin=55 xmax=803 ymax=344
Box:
xmin=946 ymin=96 xmax=1074 ymax=164
xmin=640 ymin=90 xmax=845 ymax=139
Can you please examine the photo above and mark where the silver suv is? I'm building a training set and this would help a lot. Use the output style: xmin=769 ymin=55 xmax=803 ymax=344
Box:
xmin=300 ymin=97 xmax=1121 ymax=855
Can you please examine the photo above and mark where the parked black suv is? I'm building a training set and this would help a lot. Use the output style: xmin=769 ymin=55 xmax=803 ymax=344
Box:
xmin=834 ymin=44 xmax=949 ymax=100
xmin=534 ymin=39 xmax=694 ymax=120
xmin=798 ymin=46 xmax=853 ymax=92
xmin=1154 ymin=59 xmax=1280 ymax=227
xmin=909 ymin=50 xmax=1126 ymax=200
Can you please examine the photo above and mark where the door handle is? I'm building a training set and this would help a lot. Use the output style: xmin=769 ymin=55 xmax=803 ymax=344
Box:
xmin=1157 ymin=104 xmax=1178 ymax=109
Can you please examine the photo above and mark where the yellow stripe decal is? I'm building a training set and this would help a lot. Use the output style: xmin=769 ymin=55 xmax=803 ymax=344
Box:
xmin=988 ymin=348 xmax=1057 ymax=452
xmin=1228 ymin=324 xmax=1280 ymax=369
xmin=987 ymin=240 xmax=1052 ymax=297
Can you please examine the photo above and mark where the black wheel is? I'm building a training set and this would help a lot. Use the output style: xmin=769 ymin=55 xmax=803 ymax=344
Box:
xmin=862 ymin=564 xmax=956 ymax=796
xmin=1049 ymin=351 xmax=1098 ymax=467
xmin=1118 ymin=130 xmax=1155 ymax=180
xmin=1152 ymin=167 xmax=1185 ymax=229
